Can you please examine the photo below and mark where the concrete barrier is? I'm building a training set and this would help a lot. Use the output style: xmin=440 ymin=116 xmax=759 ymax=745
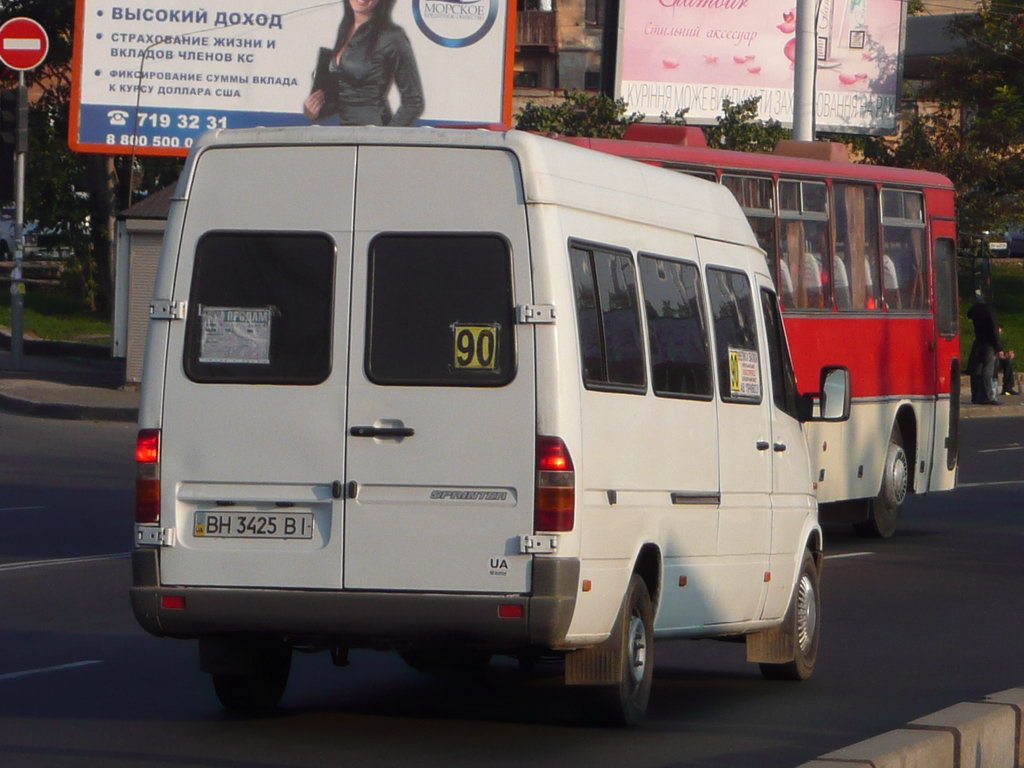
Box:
xmin=796 ymin=687 xmax=1023 ymax=768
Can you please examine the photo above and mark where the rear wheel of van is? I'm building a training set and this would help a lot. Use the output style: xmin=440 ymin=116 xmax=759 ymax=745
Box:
xmin=760 ymin=550 xmax=820 ymax=681
xmin=211 ymin=643 xmax=292 ymax=714
xmin=854 ymin=427 xmax=907 ymax=539
xmin=587 ymin=575 xmax=655 ymax=726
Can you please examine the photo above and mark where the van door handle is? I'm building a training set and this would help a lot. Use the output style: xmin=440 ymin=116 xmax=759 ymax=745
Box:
xmin=756 ymin=441 xmax=770 ymax=451
xmin=350 ymin=426 xmax=415 ymax=438
xmin=773 ymin=442 xmax=787 ymax=452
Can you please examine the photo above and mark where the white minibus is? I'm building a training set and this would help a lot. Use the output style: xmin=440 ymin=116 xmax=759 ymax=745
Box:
xmin=132 ymin=127 xmax=849 ymax=725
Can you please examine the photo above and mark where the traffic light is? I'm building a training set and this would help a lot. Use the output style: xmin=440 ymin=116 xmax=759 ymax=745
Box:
xmin=0 ymin=88 xmax=16 ymax=201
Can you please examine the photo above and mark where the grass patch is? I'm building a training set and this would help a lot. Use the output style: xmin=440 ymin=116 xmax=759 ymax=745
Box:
xmin=960 ymin=258 xmax=1024 ymax=359
xmin=0 ymin=290 xmax=112 ymax=344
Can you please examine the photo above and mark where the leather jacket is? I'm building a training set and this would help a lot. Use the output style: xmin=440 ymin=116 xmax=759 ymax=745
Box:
xmin=321 ymin=23 xmax=424 ymax=126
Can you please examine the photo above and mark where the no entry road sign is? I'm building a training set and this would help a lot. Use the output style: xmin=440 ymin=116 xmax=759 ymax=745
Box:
xmin=0 ymin=17 xmax=49 ymax=71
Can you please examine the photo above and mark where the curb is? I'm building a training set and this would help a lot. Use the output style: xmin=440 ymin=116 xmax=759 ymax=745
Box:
xmin=0 ymin=391 xmax=138 ymax=423
xmin=797 ymin=687 xmax=1023 ymax=768
xmin=0 ymin=330 xmax=112 ymax=360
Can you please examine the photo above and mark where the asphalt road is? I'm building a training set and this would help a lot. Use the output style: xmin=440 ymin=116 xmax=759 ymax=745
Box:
xmin=0 ymin=411 xmax=1021 ymax=768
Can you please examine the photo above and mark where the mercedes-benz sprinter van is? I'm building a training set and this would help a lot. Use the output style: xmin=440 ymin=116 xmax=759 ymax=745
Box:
xmin=131 ymin=127 xmax=849 ymax=725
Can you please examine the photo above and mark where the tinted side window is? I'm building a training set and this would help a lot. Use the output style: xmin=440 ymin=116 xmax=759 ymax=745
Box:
xmin=184 ymin=232 xmax=335 ymax=385
xmin=639 ymin=255 xmax=713 ymax=399
xmin=760 ymin=288 xmax=801 ymax=418
xmin=366 ymin=235 xmax=515 ymax=386
xmin=569 ymin=244 xmax=646 ymax=392
xmin=707 ymin=267 xmax=762 ymax=404
xmin=934 ymin=237 xmax=958 ymax=337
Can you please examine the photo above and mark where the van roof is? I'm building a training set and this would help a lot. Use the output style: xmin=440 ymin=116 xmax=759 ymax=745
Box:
xmin=186 ymin=126 xmax=759 ymax=249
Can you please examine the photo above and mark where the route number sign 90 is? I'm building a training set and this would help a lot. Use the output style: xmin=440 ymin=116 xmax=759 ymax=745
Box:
xmin=453 ymin=324 xmax=499 ymax=370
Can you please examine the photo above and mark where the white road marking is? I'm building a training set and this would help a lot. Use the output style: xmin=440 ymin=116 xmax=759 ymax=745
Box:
xmin=0 ymin=506 xmax=47 ymax=513
xmin=0 ymin=660 xmax=102 ymax=683
xmin=2 ymin=39 xmax=43 ymax=51
xmin=978 ymin=446 xmax=1024 ymax=454
xmin=956 ymin=480 xmax=1024 ymax=488
xmin=0 ymin=552 xmax=130 ymax=573
xmin=825 ymin=551 xmax=873 ymax=560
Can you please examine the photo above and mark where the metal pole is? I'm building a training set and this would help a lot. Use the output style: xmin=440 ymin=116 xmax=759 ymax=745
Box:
xmin=10 ymin=72 xmax=25 ymax=369
xmin=792 ymin=0 xmax=817 ymax=141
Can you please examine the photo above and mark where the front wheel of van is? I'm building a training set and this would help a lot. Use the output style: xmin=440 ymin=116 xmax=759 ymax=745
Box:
xmin=211 ymin=644 xmax=292 ymax=714
xmin=587 ymin=575 xmax=655 ymax=726
xmin=760 ymin=550 xmax=820 ymax=681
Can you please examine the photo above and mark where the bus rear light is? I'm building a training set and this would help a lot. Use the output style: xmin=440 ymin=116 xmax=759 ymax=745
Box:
xmin=136 ymin=429 xmax=161 ymax=524
xmin=535 ymin=436 xmax=575 ymax=532
xmin=498 ymin=604 xmax=523 ymax=619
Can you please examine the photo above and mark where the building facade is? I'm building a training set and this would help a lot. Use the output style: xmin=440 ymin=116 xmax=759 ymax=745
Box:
xmin=513 ymin=0 xmax=606 ymax=110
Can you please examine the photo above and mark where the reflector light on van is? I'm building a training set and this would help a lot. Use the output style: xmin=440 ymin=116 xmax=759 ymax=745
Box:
xmin=136 ymin=429 xmax=161 ymax=524
xmin=498 ymin=604 xmax=523 ymax=619
xmin=535 ymin=436 xmax=575 ymax=532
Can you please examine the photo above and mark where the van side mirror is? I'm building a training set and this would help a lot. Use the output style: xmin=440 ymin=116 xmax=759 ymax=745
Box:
xmin=799 ymin=366 xmax=851 ymax=422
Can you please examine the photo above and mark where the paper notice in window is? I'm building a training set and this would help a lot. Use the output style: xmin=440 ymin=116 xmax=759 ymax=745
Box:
xmin=728 ymin=346 xmax=761 ymax=398
xmin=199 ymin=306 xmax=272 ymax=364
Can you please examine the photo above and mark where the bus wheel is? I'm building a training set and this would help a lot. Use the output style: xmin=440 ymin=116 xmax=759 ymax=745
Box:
xmin=211 ymin=641 xmax=292 ymax=714
xmin=854 ymin=428 xmax=907 ymax=538
xmin=587 ymin=575 xmax=655 ymax=726
xmin=760 ymin=549 xmax=820 ymax=681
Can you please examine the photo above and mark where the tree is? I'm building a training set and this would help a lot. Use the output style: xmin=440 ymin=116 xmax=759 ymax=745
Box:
xmin=704 ymin=97 xmax=790 ymax=153
xmin=852 ymin=0 xmax=1024 ymax=238
xmin=515 ymin=89 xmax=644 ymax=138
xmin=1 ymin=0 xmax=182 ymax=314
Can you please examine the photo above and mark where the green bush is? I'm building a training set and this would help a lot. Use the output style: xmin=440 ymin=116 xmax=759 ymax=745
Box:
xmin=514 ymin=90 xmax=644 ymax=139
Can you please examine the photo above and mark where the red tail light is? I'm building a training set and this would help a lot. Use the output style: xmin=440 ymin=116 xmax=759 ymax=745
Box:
xmin=136 ymin=429 xmax=161 ymax=524
xmin=535 ymin=436 xmax=575 ymax=532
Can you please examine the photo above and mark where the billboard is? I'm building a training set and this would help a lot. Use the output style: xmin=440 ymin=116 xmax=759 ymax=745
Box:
xmin=617 ymin=0 xmax=906 ymax=135
xmin=70 ymin=0 xmax=515 ymax=156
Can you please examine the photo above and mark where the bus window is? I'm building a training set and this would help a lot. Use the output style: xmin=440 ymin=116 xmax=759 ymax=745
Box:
xmin=833 ymin=183 xmax=881 ymax=311
xmin=882 ymin=189 xmax=927 ymax=311
xmin=779 ymin=179 xmax=830 ymax=311
xmin=721 ymin=174 xmax=778 ymax=291
xmin=670 ymin=166 xmax=717 ymax=182
xmin=934 ymin=238 xmax=958 ymax=337
xmin=638 ymin=255 xmax=714 ymax=399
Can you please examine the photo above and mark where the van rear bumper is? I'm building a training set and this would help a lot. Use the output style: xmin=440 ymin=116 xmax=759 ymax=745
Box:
xmin=130 ymin=549 xmax=579 ymax=650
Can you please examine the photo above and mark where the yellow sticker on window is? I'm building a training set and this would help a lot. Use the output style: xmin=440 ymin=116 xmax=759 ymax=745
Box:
xmin=453 ymin=324 xmax=499 ymax=370
xmin=728 ymin=346 xmax=761 ymax=398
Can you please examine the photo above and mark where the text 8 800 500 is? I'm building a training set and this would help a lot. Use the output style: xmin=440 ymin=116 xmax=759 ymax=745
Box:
xmin=107 ymin=134 xmax=194 ymax=148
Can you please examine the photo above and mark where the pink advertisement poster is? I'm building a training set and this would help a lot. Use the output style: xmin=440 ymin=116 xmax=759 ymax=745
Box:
xmin=618 ymin=0 xmax=905 ymax=134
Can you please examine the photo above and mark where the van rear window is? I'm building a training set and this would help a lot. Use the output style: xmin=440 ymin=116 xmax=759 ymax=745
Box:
xmin=366 ymin=235 xmax=515 ymax=386
xmin=183 ymin=232 xmax=335 ymax=385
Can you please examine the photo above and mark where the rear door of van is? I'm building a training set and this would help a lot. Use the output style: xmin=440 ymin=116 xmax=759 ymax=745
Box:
xmin=343 ymin=146 xmax=536 ymax=593
xmin=159 ymin=145 xmax=356 ymax=589
xmin=158 ymin=142 xmax=536 ymax=596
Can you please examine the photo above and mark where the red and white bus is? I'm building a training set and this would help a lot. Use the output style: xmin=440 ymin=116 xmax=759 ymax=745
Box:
xmin=560 ymin=128 xmax=960 ymax=537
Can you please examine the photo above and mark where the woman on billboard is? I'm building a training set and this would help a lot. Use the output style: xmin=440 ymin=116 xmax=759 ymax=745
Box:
xmin=303 ymin=0 xmax=424 ymax=126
